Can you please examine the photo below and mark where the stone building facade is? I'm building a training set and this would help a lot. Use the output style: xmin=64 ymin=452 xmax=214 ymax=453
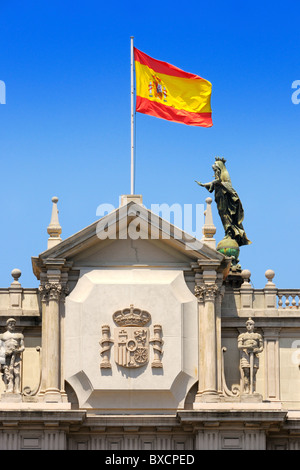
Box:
xmin=0 ymin=194 xmax=299 ymax=450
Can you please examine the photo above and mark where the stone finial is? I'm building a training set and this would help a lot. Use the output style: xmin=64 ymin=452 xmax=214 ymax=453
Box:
xmin=241 ymin=269 xmax=251 ymax=288
xmin=240 ymin=269 xmax=253 ymax=308
xmin=47 ymin=196 xmax=62 ymax=249
xmin=265 ymin=269 xmax=275 ymax=287
xmin=264 ymin=269 xmax=277 ymax=310
xmin=11 ymin=268 xmax=21 ymax=286
xmin=9 ymin=269 xmax=22 ymax=310
xmin=201 ymin=197 xmax=216 ymax=250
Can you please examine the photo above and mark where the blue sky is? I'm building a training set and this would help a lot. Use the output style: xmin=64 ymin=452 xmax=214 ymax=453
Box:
xmin=0 ymin=0 xmax=299 ymax=289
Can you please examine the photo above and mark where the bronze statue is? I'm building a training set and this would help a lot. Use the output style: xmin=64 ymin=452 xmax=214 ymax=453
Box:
xmin=195 ymin=157 xmax=251 ymax=247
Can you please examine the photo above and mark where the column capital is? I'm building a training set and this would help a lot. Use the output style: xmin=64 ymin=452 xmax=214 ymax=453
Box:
xmin=39 ymin=281 xmax=69 ymax=303
xmin=194 ymin=283 xmax=219 ymax=302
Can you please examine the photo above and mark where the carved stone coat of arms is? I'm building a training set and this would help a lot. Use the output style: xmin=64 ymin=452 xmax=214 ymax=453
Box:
xmin=100 ymin=305 xmax=163 ymax=370
xmin=113 ymin=305 xmax=151 ymax=369
xmin=114 ymin=326 xmax=149 ymax=368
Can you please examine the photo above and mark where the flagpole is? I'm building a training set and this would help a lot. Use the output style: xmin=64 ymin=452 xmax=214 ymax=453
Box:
xmin=130 ymin=36 xmax=135 ymax=195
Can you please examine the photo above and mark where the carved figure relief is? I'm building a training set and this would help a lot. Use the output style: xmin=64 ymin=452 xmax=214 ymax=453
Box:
xmin=100 ymin=305 xmax=163 ymax=370
xmin=238 ymin=317 xmax=263 ymax=394
xmin=0 ymin=318 xmax=25 ymax=395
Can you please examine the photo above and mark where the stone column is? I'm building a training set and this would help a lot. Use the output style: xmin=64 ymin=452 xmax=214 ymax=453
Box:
xmin=39 ymin=272 xmax=48 ymax=397
xmin=194 ymin=278 xmax=220 ymax=403
xmin=215 ymin=283 xmax=225 ymax=394
xmin=38 ymin=271 xmax=68 ymax=403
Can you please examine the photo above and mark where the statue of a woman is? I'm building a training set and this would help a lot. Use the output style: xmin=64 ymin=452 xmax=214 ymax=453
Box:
xmin=196 ymin=157 xmax=251 ymax=247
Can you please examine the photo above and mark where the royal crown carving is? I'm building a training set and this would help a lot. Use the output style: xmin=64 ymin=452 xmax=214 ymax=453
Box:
xmin=113 ymin=304 xmax=151 ymax=327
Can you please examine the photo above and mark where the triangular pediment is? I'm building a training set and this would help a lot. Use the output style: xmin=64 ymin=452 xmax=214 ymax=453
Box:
xmin=32 ymin=201 xmax=226 ymax=278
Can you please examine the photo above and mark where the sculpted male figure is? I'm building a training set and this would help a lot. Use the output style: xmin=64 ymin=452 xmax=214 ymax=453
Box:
xmin=238 ymin=318 xmax=263 ymax=394
xmin=0 ymin=318 xmax=25 ymax=394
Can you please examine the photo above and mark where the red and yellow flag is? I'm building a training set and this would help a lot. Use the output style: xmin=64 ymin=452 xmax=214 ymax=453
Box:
xmin=134 ymin=48 xmax=212 ymax=127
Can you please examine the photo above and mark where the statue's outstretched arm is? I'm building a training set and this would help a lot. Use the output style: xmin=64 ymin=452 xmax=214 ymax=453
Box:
xmin=195 ymin=180 xmax=214 ymax=191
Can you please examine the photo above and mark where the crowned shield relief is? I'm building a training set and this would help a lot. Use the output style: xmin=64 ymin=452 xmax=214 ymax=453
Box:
xmin=114 ymin=326 xmax=149 ymax=368
xmin=100 ymin=305 xmax=163 ymax=370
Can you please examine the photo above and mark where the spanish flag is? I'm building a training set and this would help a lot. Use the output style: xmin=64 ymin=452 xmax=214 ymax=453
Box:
xmin=134 ymin=48 xmax=212 ymax=127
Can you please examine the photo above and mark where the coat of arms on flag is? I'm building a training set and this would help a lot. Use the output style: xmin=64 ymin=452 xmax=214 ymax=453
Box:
xmin=149 ymin=75 xmax=167 ymax=102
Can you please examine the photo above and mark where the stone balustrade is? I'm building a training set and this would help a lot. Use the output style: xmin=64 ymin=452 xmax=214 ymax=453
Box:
xmin=222 ymin=268 xmax=300 ymax=317
xmin=277 ymin=290 xmax=300 ymax=309
xmin=0 ymin=269 xmax=40 ymax=318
